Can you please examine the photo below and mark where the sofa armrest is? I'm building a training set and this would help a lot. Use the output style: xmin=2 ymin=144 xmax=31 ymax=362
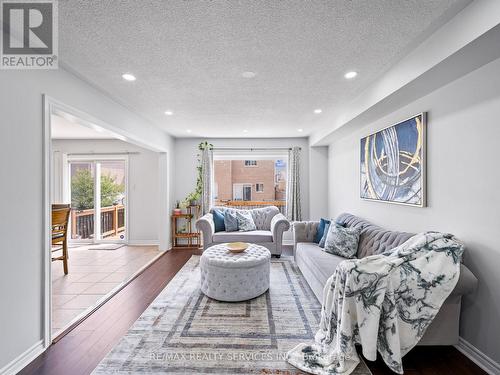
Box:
xmin=453 ymin=264 xmax=478 ymax=296
xmin=270 ymin=213 xmax=290 ymax=247
xmin=292 ymin=221 xmax=319 ymax=257
xmin=196 ymin=213 xmax=215 ymax=249
xmin=292 ymin=221 xmax=319 ymax=244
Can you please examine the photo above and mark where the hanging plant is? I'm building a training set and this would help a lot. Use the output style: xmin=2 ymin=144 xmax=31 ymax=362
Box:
xmin=180 ymin=141 xmax=213 ymax=208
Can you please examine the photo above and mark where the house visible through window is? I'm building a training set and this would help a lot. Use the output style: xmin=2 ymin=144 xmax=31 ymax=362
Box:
xmin=239 ymin=184 xmax=252 ymax=201
xmin=213 ymin=158 xmax=287 ymax=214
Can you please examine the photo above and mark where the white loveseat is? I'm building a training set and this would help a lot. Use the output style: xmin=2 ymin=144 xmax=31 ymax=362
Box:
xmin=196 ymin=206 xmax=290 ymax=256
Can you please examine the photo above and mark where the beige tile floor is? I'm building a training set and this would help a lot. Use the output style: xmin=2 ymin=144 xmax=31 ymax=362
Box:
xmin=51 ymin=244 xmax=159 ymax=335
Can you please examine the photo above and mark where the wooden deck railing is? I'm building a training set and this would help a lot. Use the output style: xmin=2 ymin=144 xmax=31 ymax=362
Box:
xmin=71 ymin=204 xmax=125 ymax=239
xmin=214 ymin=200 xmax=286 ymax=215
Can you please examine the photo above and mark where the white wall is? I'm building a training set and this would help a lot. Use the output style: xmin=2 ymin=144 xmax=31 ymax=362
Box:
xmin=173 ymin=138 xmax=327 ymax=221
xmin=327 ymin=57 xmax=500 ymax=363
xmin=0 ymin=67 xmax=174 ymax=371
xmin=52 ymin=139 xmax=160 ymax=243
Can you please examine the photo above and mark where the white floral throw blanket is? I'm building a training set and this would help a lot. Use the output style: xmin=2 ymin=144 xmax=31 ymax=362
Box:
xmin=287 ymin=232 xmax=464 ymax=375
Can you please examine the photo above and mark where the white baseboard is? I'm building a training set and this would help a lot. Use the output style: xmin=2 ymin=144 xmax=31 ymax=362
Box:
xmin=455 ymin=337 xmax=500 ymax=375
xmin=0 ymin=340 xmax=44 ymax=375
xmin=127 ymin=239 xmax=160 ymax=246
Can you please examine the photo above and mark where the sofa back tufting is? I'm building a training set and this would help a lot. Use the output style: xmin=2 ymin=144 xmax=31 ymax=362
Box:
xmin=211 ymin=206 xmax=279 ymax=230
xmin=336 ymin=213 xmax=414 ymax=258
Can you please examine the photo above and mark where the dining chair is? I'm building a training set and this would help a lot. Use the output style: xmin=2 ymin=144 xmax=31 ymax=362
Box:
xmin=52 ymin=203 xmax=71 ymax=210
xmin=52 ymin=205 xmax=71 ymax=275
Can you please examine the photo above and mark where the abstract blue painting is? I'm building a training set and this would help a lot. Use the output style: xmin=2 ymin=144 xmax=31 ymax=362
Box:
xmin=360 ymin=113 xmax=426 ymax=207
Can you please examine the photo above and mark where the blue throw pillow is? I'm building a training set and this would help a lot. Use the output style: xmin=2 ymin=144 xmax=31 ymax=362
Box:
xmin=224 ymin=210 xmax=239 ymax=232
xmin=212 ymin=209 xmax=225 ymax=232
xmin=314 ymin=218 xmax=331 ymax=243
xmin=318 ymin=223 xmax=330 ymax=248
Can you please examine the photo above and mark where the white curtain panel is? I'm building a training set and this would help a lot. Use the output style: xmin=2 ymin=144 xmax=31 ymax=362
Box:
xmin=286 ymin=146 xmax=302 ymax=221
xmin=201 ymin=147 xmax=213 ymax=215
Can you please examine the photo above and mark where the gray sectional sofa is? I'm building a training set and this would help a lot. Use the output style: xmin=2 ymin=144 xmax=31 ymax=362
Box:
xmin=293 ymin=213 xmax=478 ymax=345
xmin=196 ymin=206 xmax=290 ymax=256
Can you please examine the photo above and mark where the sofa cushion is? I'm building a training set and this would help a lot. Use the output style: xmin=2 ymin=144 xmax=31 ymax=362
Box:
xmin=296 ymin=241 xmax=477 ymax=299
xmin=324 ymin=224 xmax=360 ymax=259
xmin=211 ymin=206 xmax=279 ymax=230
xmin=314 ymin=218 xmax=330 ymax=243
xmin=224 ymin=210 xmax=239 ymax=232
xmin=212 ymin=230 xmax=273 ymax=243
xmin=295 ymin=242 xmax=346 ymax=285
xmin=236 ymin=210 xmax=257 ymax=231
xmin=318 ymin=222 xmax=330 ymax=248
xmin=212 ymin=209 xmax=226 ymax=232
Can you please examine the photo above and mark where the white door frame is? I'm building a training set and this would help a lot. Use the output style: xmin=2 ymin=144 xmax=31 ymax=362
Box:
xmin=42 ymin=95 xmax=170 ymax=348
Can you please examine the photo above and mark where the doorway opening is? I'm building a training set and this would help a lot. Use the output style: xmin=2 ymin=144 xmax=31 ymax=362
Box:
xmin=47 ymin=100 xmax=166 ymax=341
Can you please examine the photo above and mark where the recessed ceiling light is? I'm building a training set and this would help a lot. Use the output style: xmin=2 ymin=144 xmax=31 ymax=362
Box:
xmin=122 ymin=73 xmax=136 ymax=81
xmin=164 ymin=110 xmax=173 ymax=116
xmin=314 ymin=109 xmax=322 ymax=114
xmin=243 ymin=129 xmax=248 ymax=133
xmin=344 ymin=71 xmax=358 ymax=79
xmin=186 ymin=129 xmax=192 ymax=133
xmin=242 ymin=71 xmax=257 ymax=79
xmin=297 ymin=128 xmax=303 ymax=132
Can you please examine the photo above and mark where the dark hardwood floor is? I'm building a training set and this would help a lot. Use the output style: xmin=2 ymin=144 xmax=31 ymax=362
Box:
xmin=20 ymin=248 xmax=485 ymax=375
xmin=364 ymin=346 xmax=486 ymax=375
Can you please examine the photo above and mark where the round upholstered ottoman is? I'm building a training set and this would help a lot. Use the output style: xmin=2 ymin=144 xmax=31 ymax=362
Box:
xmin=200 ymin=243 xmax=271 ymax=302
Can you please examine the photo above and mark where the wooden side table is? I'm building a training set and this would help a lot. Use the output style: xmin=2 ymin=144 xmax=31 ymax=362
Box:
xmin=171 ymin=205 xmax=201 ymax=248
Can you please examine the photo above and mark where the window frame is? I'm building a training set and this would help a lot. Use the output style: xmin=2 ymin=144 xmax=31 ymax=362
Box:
xmin=244 ymin=160 xmax=258 ymax=167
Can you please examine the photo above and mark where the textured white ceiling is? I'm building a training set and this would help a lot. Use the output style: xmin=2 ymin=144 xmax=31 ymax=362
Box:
xmin=59 ymin=0 xmax=470 ymax=138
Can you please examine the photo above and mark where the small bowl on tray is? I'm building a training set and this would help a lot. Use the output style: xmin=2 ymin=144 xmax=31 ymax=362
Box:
xmin=226 ymin=242 xmax=249 ymax=253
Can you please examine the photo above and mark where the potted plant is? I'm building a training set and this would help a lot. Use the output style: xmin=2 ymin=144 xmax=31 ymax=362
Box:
xmin=181 ymin=141 xmax=212 ymax=208
xmin=173 ymin=201 xmax=182 ymax=216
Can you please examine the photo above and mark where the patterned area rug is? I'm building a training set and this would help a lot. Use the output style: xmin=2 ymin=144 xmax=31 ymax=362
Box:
xmin=93 ymin=256 xmax=372 ymax=374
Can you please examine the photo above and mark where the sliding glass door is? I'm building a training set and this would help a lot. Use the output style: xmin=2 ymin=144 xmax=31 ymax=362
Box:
xmin=68 ymin=157 xmax=127 ymax=243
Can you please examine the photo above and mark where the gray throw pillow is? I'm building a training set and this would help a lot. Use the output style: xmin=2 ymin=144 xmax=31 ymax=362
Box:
xmin=236 ymin=210 xmax=257 ymax=232
xmin=324 ymin=224 xmax=360 ymax=258
xmin=318 ymin=223 xmax=330 ymax=248
xmin=224 ymin=210 xmax=239 ymax=232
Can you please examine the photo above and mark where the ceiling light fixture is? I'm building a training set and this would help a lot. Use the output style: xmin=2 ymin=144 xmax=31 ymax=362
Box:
xmin=164 ymin=110 xmax=173 ymax=116
xmin=242 ymin=71 xmax=257 ymax=78
xmin=314 ymin=109 xmax=322 ymax=114
xmin=243 ymin=129 xmax=248 ymax=133
xmin=297 ymin=128 xmax=303 ymax=132
xmin=344 ymin=71 xmax=358 ymax=79
xmin=122 ymin=73 xmax=136 ymax=81
xmin=186 ymin=129 xmax=192 ymax=133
